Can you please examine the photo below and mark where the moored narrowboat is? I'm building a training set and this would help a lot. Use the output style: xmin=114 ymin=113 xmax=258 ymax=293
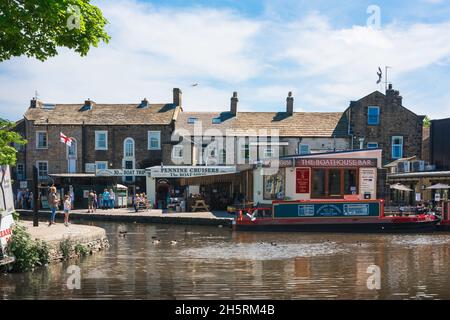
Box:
xmin=233 ymin=199 xmax=438 ymax=233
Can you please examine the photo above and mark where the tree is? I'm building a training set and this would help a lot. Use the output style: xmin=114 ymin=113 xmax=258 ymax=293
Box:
xmin=423 ymin=116 xmax=431 ymax=128
xmin=0 ymin=0 xmax=110 ymax=62
xmin=0 ymin=119 xmax=26 ymax=166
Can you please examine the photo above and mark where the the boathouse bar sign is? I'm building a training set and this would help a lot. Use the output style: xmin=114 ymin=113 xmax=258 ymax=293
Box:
xmin=269 ymin=158 xmax=377 ymax=168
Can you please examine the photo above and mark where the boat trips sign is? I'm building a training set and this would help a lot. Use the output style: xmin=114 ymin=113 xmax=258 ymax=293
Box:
xmin=0 ymin=166 xmax=15 ymax=258
xmin=273 ymin=201 xmax=381 ymax=218
xmin=150 ymin=166 xmax=237 ymax=178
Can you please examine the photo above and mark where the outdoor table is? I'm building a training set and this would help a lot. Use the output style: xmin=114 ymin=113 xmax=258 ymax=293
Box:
xmin=191 ymin=200 xmax=210 ymax=212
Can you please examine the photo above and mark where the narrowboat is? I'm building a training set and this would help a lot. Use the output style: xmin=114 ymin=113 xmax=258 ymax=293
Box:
xmin=232 ymin=199 xmax=438 ymax=233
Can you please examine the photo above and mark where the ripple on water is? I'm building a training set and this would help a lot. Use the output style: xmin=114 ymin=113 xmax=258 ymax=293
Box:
xmin=389 ymin=235 xmax=450 ymax=247
xmin=180 ymin=242 xmax=346 ymax=261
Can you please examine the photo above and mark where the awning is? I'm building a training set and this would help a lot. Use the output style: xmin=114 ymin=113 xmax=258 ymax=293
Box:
xmin=116 ymin=184 xmax=128 ymax=190
xmin=390 ymin=183 xmax=413 ymax=192
xmin=427 ymin=183 xmax=450 ymax=190
xmin=49 ymin=173 xmax=96 ymax=178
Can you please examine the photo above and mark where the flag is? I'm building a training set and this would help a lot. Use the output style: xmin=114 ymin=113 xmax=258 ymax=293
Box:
xmin=376 ymin=67 xmax=382 ymax=84
xmin=60 ymin=132 xmax=72 ymax=147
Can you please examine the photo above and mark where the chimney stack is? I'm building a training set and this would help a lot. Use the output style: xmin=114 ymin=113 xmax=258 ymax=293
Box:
xmin=286 ymin=91 xmax=294 ymax=115
xmin=173 ymin=88 xmax=182 ymax=107
xmin=30 ymin=98 xmax=41 ymax=108
xmin=139 ymin=98 xmax=149 ymax=108
xmin=230 ymin=92 xmax=238 ymax=116
xmin=386 ymin=84 xmax=403 ymax=106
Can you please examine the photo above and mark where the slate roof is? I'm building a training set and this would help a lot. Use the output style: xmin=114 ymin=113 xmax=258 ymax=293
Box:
xmin=176 ymin=111 xmax=349 ymax=137
xmin=24 ymin=102 xmax=180 ymax=125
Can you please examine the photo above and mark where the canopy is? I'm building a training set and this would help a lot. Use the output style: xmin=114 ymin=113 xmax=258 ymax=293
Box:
xmin=390 ymin=183 xmax=413 ymax=192
xmin=426 ymin=183 xmax=450 ymax=190
xmin=115 ymin=184 xmax=128 ymax=190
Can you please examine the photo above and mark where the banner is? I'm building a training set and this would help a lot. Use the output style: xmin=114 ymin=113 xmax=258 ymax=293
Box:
xmin=96 ymin=169 xmax=147 ymax=176
xmin=149 ymin=166 xmax=236 ymax=178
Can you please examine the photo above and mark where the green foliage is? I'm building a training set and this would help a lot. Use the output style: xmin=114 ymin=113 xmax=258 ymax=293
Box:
xmin=60 ymin=238 xmax=72 ymax=260
xmin=12 ymin=210 xmax=20 ymax=222
xmin=423 ymin=116 xmax=431 ymax=128
xmin=6 ymin=224 xmax=49 ymax=272
xmin=0 ymin=119 xmax=27 ymax=166
xmin=74 ymin=242 xmax=89 ymax=257
xmin=0 ymin=0 xmax=110 ymax=62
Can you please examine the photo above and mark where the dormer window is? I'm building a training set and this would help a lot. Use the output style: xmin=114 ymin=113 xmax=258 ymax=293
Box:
xmin=187 ymin=117 xmax=198 ymax=124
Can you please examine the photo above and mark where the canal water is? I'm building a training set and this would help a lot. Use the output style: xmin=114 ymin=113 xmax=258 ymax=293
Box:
xmin=2 ymin=220 xmax=450 ymax=299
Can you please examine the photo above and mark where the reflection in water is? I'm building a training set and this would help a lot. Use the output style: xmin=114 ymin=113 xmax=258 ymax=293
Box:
xmin=1 ymin=221 xmax=450 ymax=299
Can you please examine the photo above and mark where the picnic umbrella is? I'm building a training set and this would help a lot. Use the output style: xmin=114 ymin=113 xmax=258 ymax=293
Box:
xmin=390 ymin=183 xmax=413 ymax=192
xmin=426 ymin=183 xmax=450 ymax=189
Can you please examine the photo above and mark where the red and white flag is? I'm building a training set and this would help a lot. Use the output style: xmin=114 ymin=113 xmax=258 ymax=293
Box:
xmin=60 ymin=132 xmax=72 ymax=147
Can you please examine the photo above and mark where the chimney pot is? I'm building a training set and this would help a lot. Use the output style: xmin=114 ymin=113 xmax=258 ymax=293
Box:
xmin=286 ymin=91 xmax=294 ymax=115
xmin=230 ymin=91 xmax=238 ymax=116
xmin=173 ymin=88 xmax=182 ymax=107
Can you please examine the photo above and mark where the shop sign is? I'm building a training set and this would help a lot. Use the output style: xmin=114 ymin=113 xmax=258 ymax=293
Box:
xmin=295 ymin=158 xmax=377 ymax=168
xmin=150 ymin=166 xmax=236 ymax=178
xmin=359 ymin=168 xmax=377 ymax=199
xmin=96 ymin=169 xmax=147 ymax=176
xmin=296 ymin=168 xmax=310 ymax=194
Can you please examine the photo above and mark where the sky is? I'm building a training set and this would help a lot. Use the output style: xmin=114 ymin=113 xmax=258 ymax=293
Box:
xmin=1 ymin=0 xmax=450 ymax=121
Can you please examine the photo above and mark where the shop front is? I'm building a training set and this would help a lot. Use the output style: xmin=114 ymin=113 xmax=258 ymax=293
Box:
xmin=146 ymin=165 xmax=251 ymax=211
xmin=253 ymin=149 xmax=382 ymax=205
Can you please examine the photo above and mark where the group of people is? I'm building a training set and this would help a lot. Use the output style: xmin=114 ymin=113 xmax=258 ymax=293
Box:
xmin=47 ymin=186 xmax=71 ymax=227
xmin=133 ymin=193 xmax=151 ymax=212
xmin=15 ymin=189 xmax=34 ymax=210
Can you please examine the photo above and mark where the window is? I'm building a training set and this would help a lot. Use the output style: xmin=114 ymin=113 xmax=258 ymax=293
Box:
xmin=95 ymin=161 xmax=108 ymax=170
xmin=368 ymin=106 xmax=380 ymax=125
xmin=264 ymin=147 xmax=274 ymax=158
xmin=124 ymin=138 xmax=134 ymax=158
xmin=148 ymin=131 xmax=161 ymax=150
xmin=212 ymin=117 xmax=221 ymax=124
xmin=219 ymin=149 xmax=226 ymax=164
xmin=299 ymin=144 xmax=310 ymax=155
xmin=95 ymin=131 xmax=108 ymax=150
xmin=311 ymin=168 xmax=359 ymax=199
xmin=16 ymin=163 xmax=25 ymax=180
xmin=392 ymin=136 xmax=403 ymax=159
xmin=67 ymin=138 xmax=77 ymax=157
xmin=240 ymin=143 xmax=249 ymax=162
xmin=172 ymin=145 xmax=183 ymax=159
xmin=187 ymin=117 xmax=198 ymax=124
xmin=14 ymin=141 xmax=24 ymax=152
xmin=36 ymin=131 xmax=48 ymax=149
xmin=124 ymin=160 xmax=134 ymax=183
xmin=36 ymin=161 xmax=48 ymax=180
xmin=263 ymin=170 xmax=285 ymax=200
xmin=367 ymin=142 xmax=378 ymax=149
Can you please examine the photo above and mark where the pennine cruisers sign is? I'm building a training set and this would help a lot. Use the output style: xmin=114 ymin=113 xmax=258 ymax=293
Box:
xmin=149 ymin=166 xmax=237 ymax=178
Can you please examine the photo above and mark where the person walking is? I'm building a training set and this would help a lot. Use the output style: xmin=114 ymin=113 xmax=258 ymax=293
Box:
xmin=102 ymin=188 xmax=110 ymax=210
xmin=93 ymin=191 xmax=98 ymax=212
xmin=109 ymin=189 xmax=115 ymax=210
xmin=63 ymin=194 xmax=71 ymax=227
xmin=48 ymin=186 xmax=60 ymax=226
xmin=87 ymin=190 xmax=95 ymax=213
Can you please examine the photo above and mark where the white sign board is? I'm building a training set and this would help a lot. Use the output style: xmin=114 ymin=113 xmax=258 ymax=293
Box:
xmin=0 ymin=166 xmax=16 ymax=256
xmin=149 ymin=166 xmax=236 ymax=178
xmin=19 ymin=181 xmax=27 ymax=189
xmin=435 ymin=193 xmax=441 ymax=202
xmin=359 ymin=168 xmax=377 ymax=199
xmin=96 ymin=169 xmax=147 ymax=177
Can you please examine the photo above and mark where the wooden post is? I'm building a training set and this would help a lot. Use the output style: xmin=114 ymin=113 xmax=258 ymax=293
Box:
xmin=32 ymin=166 xmax=39 ymax=227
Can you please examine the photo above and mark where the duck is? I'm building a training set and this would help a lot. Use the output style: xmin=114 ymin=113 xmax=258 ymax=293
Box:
xmin=152 ymin=239 xmax=160 ymax=244
xmin=170 ymin=240 xmax=178 ymax=245
xmin=270 ymin=242 xmax=277 ymax=246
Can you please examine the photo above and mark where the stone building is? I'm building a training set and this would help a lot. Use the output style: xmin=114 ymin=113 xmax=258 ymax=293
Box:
xmin=12 ymin=89 xmax=182 ymax=207
xmin=345 ymin=84 xmax=425 ymax=165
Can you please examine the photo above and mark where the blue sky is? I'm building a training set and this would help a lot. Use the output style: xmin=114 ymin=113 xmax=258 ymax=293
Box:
xmin=1 ymin=0 xmax=450 ymax=121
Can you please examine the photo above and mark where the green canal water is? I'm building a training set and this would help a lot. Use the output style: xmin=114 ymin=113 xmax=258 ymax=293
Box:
xmin=2 ymin=221 xmax=450 ymax=299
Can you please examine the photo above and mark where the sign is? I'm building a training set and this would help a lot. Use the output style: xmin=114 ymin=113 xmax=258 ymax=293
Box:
xmin=83 ymin=190 xmax=90 ymax=198
xmin=96 ymin=169 xmax=147 ymax=177
xmin=85 ymin=163 xmax=96 ymax=173
xmin=19 ymin=181 xmax=28 ymax=189
xmin=359 ymin=168 xmax=377 ymax=200
xmin=435 ymin=193 xmax=441 ymax=202
xmin=149 ymin=166 xmax=236 ymax=178
xmin=295 ymin=158 xmax=377 ymax=168
xmin=274 ymin=201 xmax=380 ymax=218
xmin=295 ymin=168 xmax=310 ymax=194
xmin=0 ymin=166 xmax=16 ymax=257
xmin=415 ymin=193 xmax=422 ymax=202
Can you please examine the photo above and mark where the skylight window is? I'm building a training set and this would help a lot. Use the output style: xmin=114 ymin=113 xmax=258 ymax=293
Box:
xmin=187 ymin=117 xmax=198 ymax=124
xmin=42 ymin=103 xmax=56 ymax=109
xmin=212 ymin=117 xmax=221 ymax=124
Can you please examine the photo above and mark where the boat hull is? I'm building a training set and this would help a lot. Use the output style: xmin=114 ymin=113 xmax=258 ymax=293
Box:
xmin=233 ymin=219 xmax=438 ymax=233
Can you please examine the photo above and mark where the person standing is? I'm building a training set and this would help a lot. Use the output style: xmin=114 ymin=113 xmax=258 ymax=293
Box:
xmin=102 ymin=188 xmax=110 ymax=210
xmin=93 ymin=191 xmax=98 ymax=212
xmin=109 ymin=189 xmax=115 ymax=210
xmin=63 ymin=195 xmax=71 ymax=227
xmin=48 ymin=186 xmax=60 ymax=226
xmin=69 ymin=188 xmax=75 ymax=209
xmin=87 ymin=190 xmax=94 ymax=213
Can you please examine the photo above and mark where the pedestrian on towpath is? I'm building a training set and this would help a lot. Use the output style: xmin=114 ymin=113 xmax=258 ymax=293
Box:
xmin=48 ymin=186 xmax=60 ymax=226
xmin=63 ymin=194 xmax=71 ymax=227
xmin=102 ymin=189 xmax=110 ymax=210
xmin=88 ymin=190 xmax=95 ymax=213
